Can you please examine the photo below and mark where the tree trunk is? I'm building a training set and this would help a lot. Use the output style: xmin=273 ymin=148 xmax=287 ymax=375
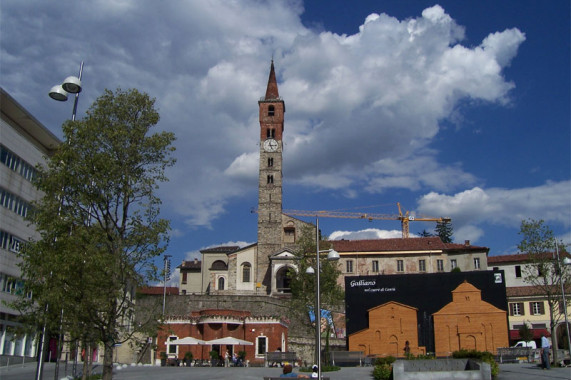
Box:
xmin=81 ymin=342 xmax=88 ymax=380
xmin=550 ymin=304 xmax=559 ymax=366
xmin=102 ymin=341 xmax=114 ymax=380
xmin=552 ymin=325 xmax=559 ymax=366
xmin=87 ymin=345 xmax=93 ymax=376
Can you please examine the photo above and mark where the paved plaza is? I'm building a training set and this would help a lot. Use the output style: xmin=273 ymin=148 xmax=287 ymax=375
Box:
xmin=0 ymin=362 xmax=570 ymax=380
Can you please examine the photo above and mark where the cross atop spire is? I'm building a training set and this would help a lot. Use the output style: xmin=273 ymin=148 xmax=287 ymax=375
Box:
xmin=264 ymin=60 xmax=280 ymax=100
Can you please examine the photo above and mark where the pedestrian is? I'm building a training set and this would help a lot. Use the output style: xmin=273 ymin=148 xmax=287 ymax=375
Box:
xmin=224 ymin=349 xmax=230 ymax=367
xmin=280 ymin=363 xmax=309 ymax=378
xmin=541 ymin=334 xmax=550 ymax=370
xmin=404 ymin=341 xmax=411 ymax=357
xmin=311 ymin=364 xmax=318 ymax=378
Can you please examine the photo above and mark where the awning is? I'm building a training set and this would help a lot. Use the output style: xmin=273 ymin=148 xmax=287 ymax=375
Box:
xmin=509 ymin=329 xmax=550 ymax=340
xmin=205 ymin=337 xmax=253 ymax=346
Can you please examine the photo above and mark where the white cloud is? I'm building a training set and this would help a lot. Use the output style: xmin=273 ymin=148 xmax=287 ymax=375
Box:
xmin=0 ymin=1 xmax=528 ymax=231
xmin=417 ymin=180 xmax=571 ymax=243
xmin=329 ymin=228 xmax=402 ymax=240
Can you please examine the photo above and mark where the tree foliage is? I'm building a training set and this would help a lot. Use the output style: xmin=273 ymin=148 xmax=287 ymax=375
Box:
xmin=418 ymin=229 xmax=434 ymax=238
xmin=287 ymin=225 xmax=344 ymax=328
xmin=517 ymin=218 xmax=570 ymax=365
xmin=435 ymin=221 xmax=453 ymax=243
xmin=16 ymin=88 xmax=175 ymax=380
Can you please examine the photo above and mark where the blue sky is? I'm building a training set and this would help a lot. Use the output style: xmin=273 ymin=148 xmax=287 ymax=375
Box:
xmin=1 ymin=1 xmax=569 ymax=284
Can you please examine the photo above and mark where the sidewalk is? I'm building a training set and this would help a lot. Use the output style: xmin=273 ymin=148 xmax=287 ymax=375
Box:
xmin=0 ymin=361 xmax=569 ymax=380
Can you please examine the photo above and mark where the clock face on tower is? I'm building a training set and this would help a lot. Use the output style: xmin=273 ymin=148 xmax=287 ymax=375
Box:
xmin=263 ymin=138 xmax=278 ymax=152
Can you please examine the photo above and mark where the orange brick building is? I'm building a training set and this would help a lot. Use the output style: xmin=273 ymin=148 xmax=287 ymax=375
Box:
xmin=433 ymin=281 xmax=509 ymax=356
xmin=348 ymin=301 xmax=425 ymax=357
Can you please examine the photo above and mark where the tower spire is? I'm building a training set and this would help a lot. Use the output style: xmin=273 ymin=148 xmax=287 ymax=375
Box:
xmin=264 ymin=60 xmax=280 ymax=100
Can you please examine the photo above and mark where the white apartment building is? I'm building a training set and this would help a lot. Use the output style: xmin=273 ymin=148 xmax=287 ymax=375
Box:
xmin=488 ymin=253 xmax=571 ymax=348
xmin=0 ymin=88 xmax=60 ymax=359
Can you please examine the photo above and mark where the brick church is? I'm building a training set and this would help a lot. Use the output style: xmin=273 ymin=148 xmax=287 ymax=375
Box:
xmin=178 ymin=61 xmax=314 ymax=297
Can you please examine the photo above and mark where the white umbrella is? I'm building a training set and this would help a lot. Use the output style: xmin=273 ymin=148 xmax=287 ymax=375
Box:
xmin=206 ymin=337 xmax=253 ymax=346
xmin=166 ymin=336 xmax=206 ymax=345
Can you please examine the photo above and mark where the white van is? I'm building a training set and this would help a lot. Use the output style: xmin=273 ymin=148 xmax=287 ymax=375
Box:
xmin=512 ymin=340 xmax=537 ymax=349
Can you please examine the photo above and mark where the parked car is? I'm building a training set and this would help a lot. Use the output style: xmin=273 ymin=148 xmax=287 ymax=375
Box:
xmin=512 ymin=341 xmax=537 ymax=349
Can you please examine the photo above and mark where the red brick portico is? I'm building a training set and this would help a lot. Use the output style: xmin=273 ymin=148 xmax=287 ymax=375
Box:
xmin=157 ymin=309 xmax=289 ymax=365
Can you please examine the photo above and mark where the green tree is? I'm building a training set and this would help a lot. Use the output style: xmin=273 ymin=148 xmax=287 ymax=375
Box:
xmin=435 ymin=221 xmax=453 ymax=243
xmin=16 ymin=88 xmax=176 ymax=380
xmin=418 ymin=229 xmax=434 ymax=238
xmin=518 ymin=323 xmax=534 ymax=343
xmin=518 ymin=218 xmax=570 ymax=366
xmin=287 ymin=225 xmax=344 ymax=362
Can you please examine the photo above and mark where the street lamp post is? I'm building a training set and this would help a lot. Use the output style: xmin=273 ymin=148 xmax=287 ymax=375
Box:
xmin=49 ymin=61 xmax=84 ymax=121
xmin=305 ymin=217 xmax=339 ymax=379
xmin=555 ymin=241 xmax=571 ymax=356
xmin=35 ymin=62 xmax=85 ymax=380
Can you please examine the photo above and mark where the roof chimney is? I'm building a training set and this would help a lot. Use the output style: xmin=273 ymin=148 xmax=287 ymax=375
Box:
xmin=465 ymin=240 xmax=470 ymax=246
xmin=194 ymin=258 xmax=198 ymax=264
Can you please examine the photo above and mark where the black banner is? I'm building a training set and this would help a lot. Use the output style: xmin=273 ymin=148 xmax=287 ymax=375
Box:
xmin=345 ymin=270 xmax=507 ymax=352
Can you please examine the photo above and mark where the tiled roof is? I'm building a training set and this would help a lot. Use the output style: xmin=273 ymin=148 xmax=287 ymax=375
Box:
xmin=331 ymin=237 xmax=488 ymax=253
xmin=179 ymin=260 xmax=201 ymax=269
xmin=488 ymin=251 xmax=570 ymax=264
xmin=488 ymin=253 xmax=531 ymax=264
xmin=332 ymin=237 xmax=446 ymax=252
xmin=200 ymin=246 xmax=240 ymax=254
xmin=505 ymin=285 xmax=570 ymax=297
xmin=138 ymin=286 xmax=179 ymax=295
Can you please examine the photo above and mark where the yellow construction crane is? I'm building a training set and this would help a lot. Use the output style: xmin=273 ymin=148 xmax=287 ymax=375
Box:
xmin=396 ymin=202 xmax=451 ymax=238
xmin=278 ymin=203 xmax=450 ymax=239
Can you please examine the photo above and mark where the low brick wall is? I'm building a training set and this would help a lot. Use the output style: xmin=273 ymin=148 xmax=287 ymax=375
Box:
xmin=392 ymin=359 xmax=491 ymax=380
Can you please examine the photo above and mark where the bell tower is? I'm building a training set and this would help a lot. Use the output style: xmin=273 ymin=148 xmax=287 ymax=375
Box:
xmin=257 ymin=61 xmax=285 ymax=293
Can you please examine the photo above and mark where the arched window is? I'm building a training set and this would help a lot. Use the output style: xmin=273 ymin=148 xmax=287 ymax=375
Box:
xmin=268 ymin=105 xmax=275 ymax=116
xmin=211 ymin=260 xmax=227 ymax=270
xmin=218 ymin=277 xmax=225 ymax=290
xmin=242 ymin=263 xmax=251 ymax=283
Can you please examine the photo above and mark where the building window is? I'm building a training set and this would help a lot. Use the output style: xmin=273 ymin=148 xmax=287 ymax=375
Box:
xmin=242 ymin=263 xmax=251 ymax=283
xmin=217 ymin=277 xmax=225 ymax=290
xmin=397 ymin=260 xmax=404 ymax=272
xmin=372 ymin=260 xmax=379 ymax=273
xmin=268 ymin=105 xmax=275 ymax=117
xmin=267 ymin=128 xmax=275 ymax=138
xmin=515 ymin=265 xmax=522 ymax=278
xmin=0 ymin=145 xmax=38 ymax=182
xmin=181 ymin=272 xmax=187 ymax=284
xmin=168 ymin=336 xmax=178 ymax=354
xmin=509 ymin=302 xmax=524 ymax=316
xmin=0 ymin=230 xmax=24 ymax=253
xmin=284 ymin=227 xmax=295 ymax=243
xmin=256 ymin=336 xmax=267 ymax=357
xmin=268 ymin=157 xmax=274 ymax=167
xmin=267 ymin=175 xmax=274 ymax=184
xmin=346 ymin=260 xmax=353 ymax=273
xmin=530 ymin=302 xmax=544 ymax=315
xmin=451 ymin=259 xmax=457 ymax=269
xmin=437 ymin=260 xmax=444 ymax=272
xmin=473 ymin=258 xmax=480 ymax=270
xmin=419 ymin=260 xmax=426 ymax=272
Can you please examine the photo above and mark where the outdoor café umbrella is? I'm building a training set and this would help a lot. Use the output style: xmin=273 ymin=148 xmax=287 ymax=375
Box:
xmin=205 ymin=337 xmax=253 ymax=346
xmin=167 ymin=337 xmax=206 ymax=345
xmin=166 ymin=337 xmax=206 ymax=363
